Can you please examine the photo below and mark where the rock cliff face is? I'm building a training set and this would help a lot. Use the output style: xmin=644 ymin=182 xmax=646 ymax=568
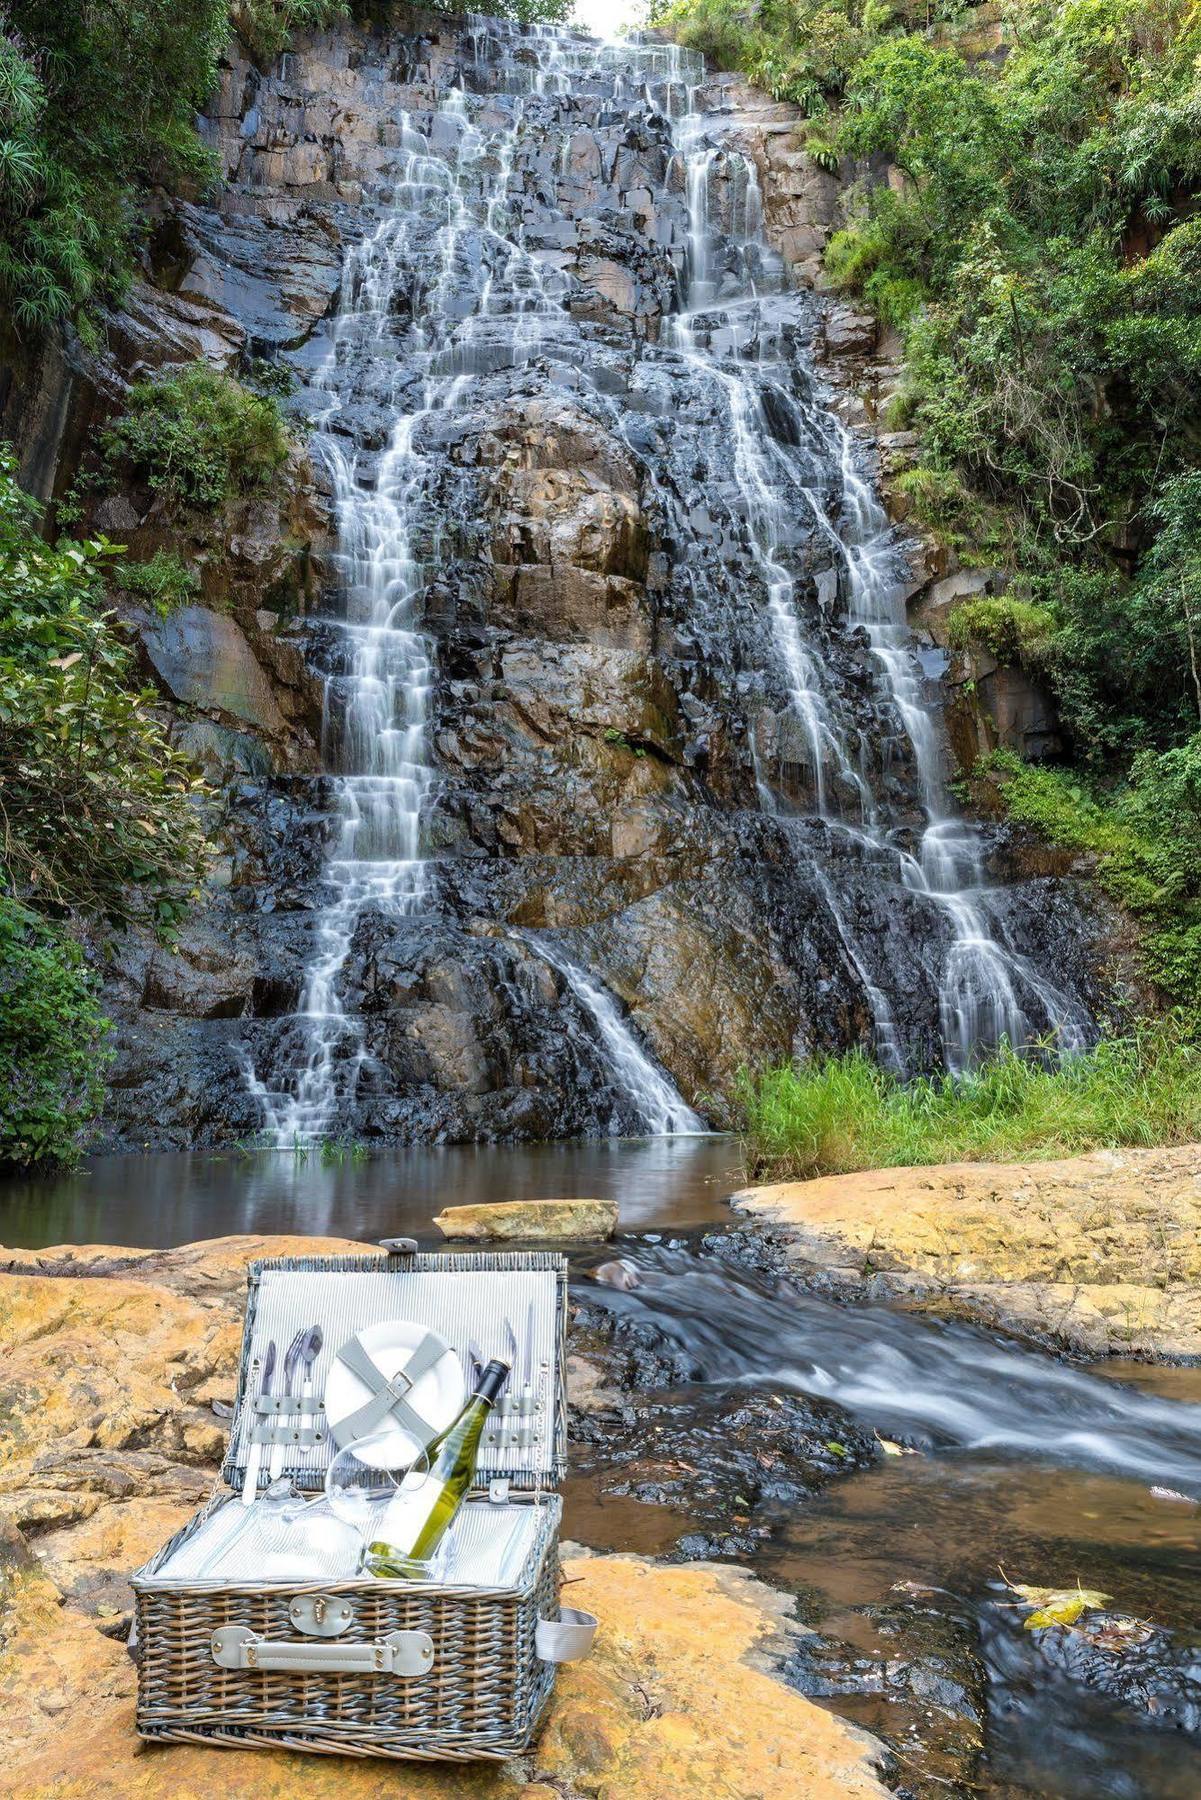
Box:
xmin=4 ymin=11 xmax=1108 ymax=1148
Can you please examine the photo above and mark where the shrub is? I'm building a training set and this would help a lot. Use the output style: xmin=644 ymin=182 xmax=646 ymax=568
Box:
xmin=982 ymin=747 xmax=1201 ymax=1013
xmin=0 ymin=451 xmax=209 ymax=930
xmin=98 ymin=363 xmax=291 ymax=510
xmin=0 ymin=896 xmax=109 ymax=1169
xmin=946 ymin=595 xmax=1056 ymax=665
xmin=112 ymin=549 xmax=201 ymax=616
xmin=737 ymin=1017 xmax=1201 ymax=1181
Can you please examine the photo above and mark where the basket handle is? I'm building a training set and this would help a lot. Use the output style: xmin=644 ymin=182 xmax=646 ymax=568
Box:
xmin=211 ymin=1624 xmax=434 ymax=1677
xmin=535 ymin=1607 xmax=598 ymax=1663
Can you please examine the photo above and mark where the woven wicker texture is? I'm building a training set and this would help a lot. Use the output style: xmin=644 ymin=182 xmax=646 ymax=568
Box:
xmin=132 ymin=1250 xmax=570 ymax=1760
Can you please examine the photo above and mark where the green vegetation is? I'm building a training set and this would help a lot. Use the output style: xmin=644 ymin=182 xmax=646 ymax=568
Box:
xmin=0 ymin=896 xmax=110 ymax=1169
xmin=0 ymin=450 xmax=211 ymax=1168
xmin=0 ymin=2 xmax=227 ymax=333
xmin=945 ymin=594 xmax=1055 ymax=665
xmin=112 ymin=549 xmax=201 ymax=616
xmin=980 ymin=748 xmax=1201 ymax=1010
xmin=0 ymin=451 xmax=208 ymax=931
xmin=98 ymin=364 xmax=291 ymax=510
xmin=738 ymin=1019 xmax=1201 ymax=1179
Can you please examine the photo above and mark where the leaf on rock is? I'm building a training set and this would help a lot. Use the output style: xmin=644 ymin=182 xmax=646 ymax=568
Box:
xmin=1001 ymin=1574 xmax=1112 ymax=1631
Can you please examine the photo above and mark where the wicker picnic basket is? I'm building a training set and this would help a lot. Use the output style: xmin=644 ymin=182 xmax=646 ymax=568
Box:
xmin=130 ymin=1245 xmax=595 ymax=1761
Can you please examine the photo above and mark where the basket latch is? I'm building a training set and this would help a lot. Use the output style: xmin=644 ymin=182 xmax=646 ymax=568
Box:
xmin=289 ymin=1593 xmax=354 ymax=1637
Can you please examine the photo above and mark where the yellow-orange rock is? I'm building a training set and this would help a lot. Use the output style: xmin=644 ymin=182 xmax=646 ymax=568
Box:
xmin=735 ymin=1144 xmax=1201 ymax=1356
xmin=1 ymin=1234 xmax=889 ymax=1798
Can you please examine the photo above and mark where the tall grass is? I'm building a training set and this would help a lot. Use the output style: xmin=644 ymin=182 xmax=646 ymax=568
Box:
xmin=736 ymin=1018 xmax=1201 ymax=1181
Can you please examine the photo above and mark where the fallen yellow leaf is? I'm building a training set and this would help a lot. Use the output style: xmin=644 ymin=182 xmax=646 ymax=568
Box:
xmin=1002 ymin=1575 xmax=1112 ymax=1631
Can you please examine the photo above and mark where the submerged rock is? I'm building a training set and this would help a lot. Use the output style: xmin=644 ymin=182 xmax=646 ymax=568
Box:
xmin=734 ymin=1144 xmax=1201 ymax=1356
xmin=433 ymin=1197 xmax=619 ymax=1240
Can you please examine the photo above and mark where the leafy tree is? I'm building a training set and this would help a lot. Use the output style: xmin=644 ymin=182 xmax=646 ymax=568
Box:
xmin=0 ymin=450 xmax=209 ymax=929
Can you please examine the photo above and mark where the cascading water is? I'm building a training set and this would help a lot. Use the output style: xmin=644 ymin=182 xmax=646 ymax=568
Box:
xmin=526 ymin=935 xmax=704 ymax=1136
xmin=238 ymin=16 xmax=1098 ymax=1146
xmin=664 ymin=79 xmax=1089 ymax=1073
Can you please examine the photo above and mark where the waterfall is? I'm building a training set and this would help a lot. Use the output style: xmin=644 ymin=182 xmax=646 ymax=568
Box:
xmin=527 ymin=936 xmax=705 ymax=1136
xmin=241 ymin=18 xmax=1093 ymax=1145
xmin=662 ymin=62 xmax=1088 ymax=1075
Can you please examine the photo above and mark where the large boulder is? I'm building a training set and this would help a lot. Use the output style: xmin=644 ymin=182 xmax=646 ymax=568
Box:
xmin=734 ymin=1144 xmax=1201 ymax=1356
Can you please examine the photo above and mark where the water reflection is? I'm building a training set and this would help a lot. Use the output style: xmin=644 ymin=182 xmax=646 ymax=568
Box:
xmin=0 ymin=1135 xmax=742 ymax=1250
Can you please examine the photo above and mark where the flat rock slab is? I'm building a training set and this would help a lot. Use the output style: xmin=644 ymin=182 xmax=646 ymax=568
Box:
xmin=0 ymin=1234 xmax=888 ymax=1798
xmin=433 ymin=1199 xmax=619 ymax=1241
xmin=734 ymin=1144 xmax=1201 ymax=1357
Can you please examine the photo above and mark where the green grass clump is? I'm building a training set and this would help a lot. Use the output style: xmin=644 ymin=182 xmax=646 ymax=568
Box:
xmin=737 ymin=1020 xmax=1201 ymax=1181
xmin=946 ymin=595 xmax=1056 ymax=665
xmin=983 ymin=748 xmax=1201 ymax=1010
xmin=112 ymin=549 xmax=200 ymax=616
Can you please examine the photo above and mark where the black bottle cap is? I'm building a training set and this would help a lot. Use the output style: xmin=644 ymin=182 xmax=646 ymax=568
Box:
xmin=476 ymin=1359 xmax=511 ymax=1406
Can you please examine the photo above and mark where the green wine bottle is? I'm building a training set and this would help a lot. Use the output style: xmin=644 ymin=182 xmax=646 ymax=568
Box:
xmin=364 ymin=1358 xmax=510 ymax=1579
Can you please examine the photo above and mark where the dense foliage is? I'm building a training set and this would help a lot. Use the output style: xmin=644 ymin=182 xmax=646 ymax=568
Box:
xmin=0 ymin=452 xmax=209 ymax=929
xmin=97 ymin=363 xmax=291 ymax=510
xmin=0 ymin=0 xmax=572 ymax=337
xmin=661 ymin=0 xmax=1201 ymax=763
xmin=738 ymin=1019 xmax=1201 ymax=1178
xmin=978 ymin=746 xmax=1201 ymax=1009
xmin=0 ymin=2 xmax=227 ymax=332
xmin=0 ymin=895 xmax=109 ymax=1169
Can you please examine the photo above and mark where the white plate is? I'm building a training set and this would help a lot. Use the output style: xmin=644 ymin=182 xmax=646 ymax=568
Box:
xmin=324 ymin=1320 xmax=465 ymax=1470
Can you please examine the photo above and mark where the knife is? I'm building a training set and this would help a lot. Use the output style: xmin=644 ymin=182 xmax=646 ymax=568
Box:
xmin=241 ymin=1339 xmax=276 ymax=1508
xmin=270 ymin=1327 xmax=308 ymax=1480
xmin=501 ymin=1315 xmax=519 ymax=1437
xmin=518 ymin=1298 xmax=536 ymax=1451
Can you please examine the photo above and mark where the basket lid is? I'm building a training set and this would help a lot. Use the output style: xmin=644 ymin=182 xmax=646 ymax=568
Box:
xmin=222 ymin=1247 xmax=568 ymax=1495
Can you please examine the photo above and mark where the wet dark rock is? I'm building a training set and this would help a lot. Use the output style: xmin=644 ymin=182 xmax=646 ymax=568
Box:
xmin=572 ymin=1382 xmax=877 ymax=1555
xmin=984 ymin=1607 xmax=1201 ymax=1735
xmin=786 ymin=1599 xmax=989 ymax=1799
xmin=1 ymin=11 xmax=1107 ymax=1150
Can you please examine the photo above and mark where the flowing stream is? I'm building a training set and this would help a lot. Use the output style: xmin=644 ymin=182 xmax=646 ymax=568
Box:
xmin=6 ymin=1141 xmax=1201 ymax=1795
xmin=237 ymin=19 xmax=1094 ymax=1144
xmin=577 ymin=1240 xmax=1201 ymax=1799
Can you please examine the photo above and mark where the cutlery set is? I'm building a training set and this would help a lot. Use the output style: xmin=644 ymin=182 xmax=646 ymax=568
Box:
xmin=241 ymin=1323 xmax=325 ymax=1505
xmin=479 ymin=1304 xmax=542 ymax=1453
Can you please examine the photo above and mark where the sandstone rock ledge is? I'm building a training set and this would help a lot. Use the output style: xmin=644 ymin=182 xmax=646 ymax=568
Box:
xmin=0 ymin=1235 xmax=888 ymax=1798
xmin=734 ymin=1145 xmax=1201 ymax=1358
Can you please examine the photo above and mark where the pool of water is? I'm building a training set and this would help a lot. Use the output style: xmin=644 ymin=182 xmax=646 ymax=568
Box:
xmin=0 ymin=1135 xmax=742 ymax=1250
